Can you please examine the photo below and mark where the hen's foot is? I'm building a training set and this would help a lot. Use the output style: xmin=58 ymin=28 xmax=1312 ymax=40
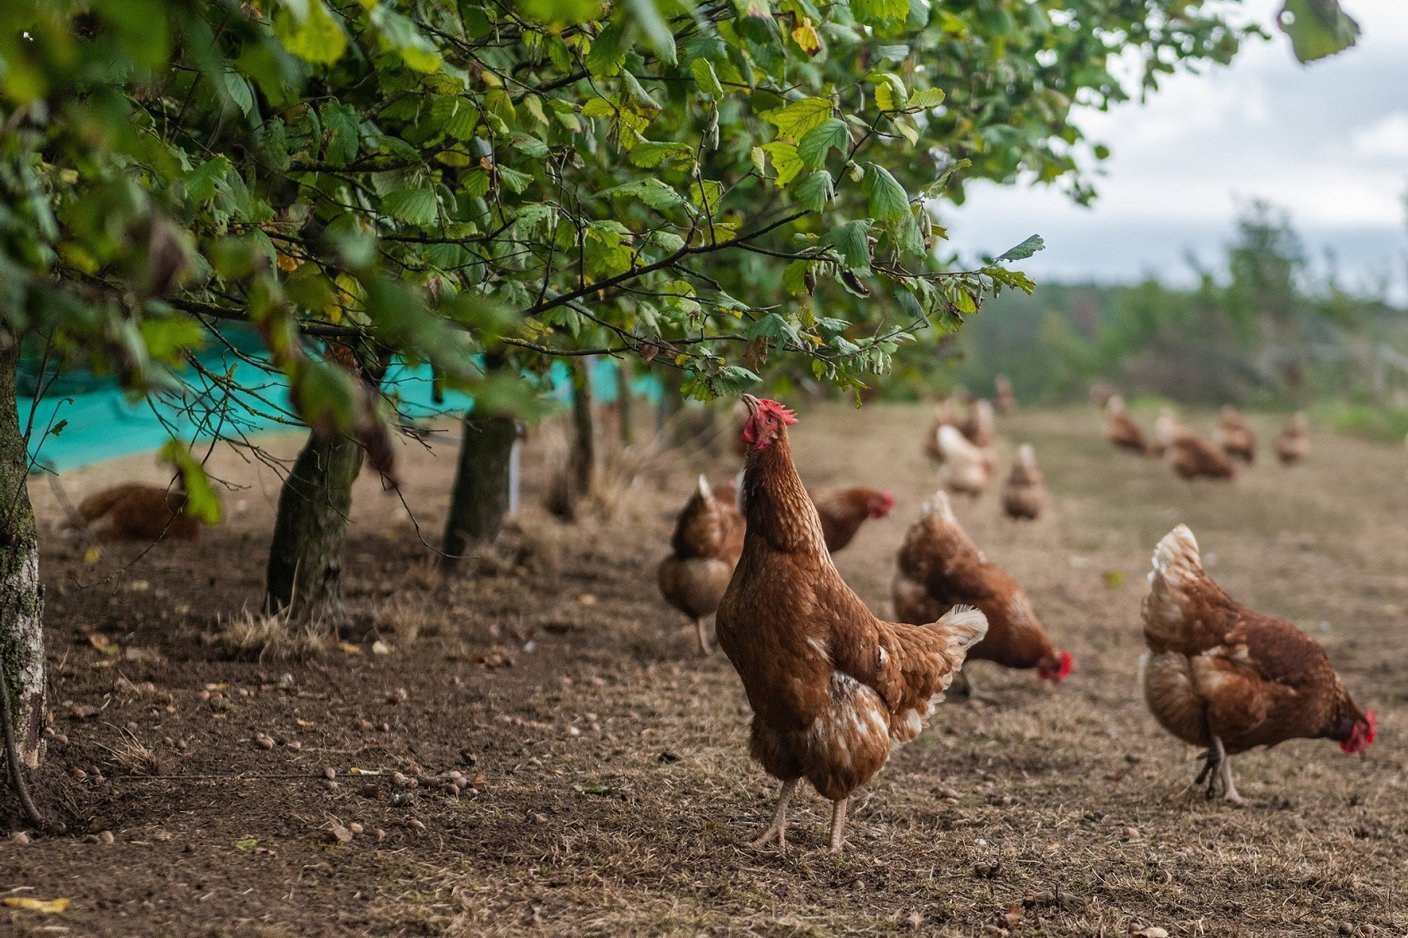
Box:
xmin=748 ymin=778 xmax=799 ymax=852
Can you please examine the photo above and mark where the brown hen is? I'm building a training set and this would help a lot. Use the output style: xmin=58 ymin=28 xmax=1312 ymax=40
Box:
xmin=809 ymin=487 xmax=894 ymax=553
xmin=1274 ymin=411 xmax=1310 ymax=465
xmin=72 ymin=478 xmax=202 ymax=541
xmin=893 ymin=491 xmax=1072 ymax=690
xmin=1216 ymin=406 xmax=1256 ymax=463
xmin=1001 ymin=444 xmax=1046 ymax=521
xmin=656 ymin=475 xmax=744 ymax=654
xmin=1141 ymin=525 xmax=1374 ymax=802
xmin=716 ymin=395 xmax=987 ymax=853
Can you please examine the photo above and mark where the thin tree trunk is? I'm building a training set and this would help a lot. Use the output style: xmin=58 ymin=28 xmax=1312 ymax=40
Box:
xmin=264 ymin=348 xmax=387 ymax=624
xmin=441 ymin=412 xmax=517 ymax=567
xmin=616 ymin=362 xmax=634 ymax=447
xmin=657 ymin=369 xmax=682 ymax=439
xmin=0 ymin=330 xmax=46 ymax=783
xmin=568 ymin=360 xmax=595 ymax=498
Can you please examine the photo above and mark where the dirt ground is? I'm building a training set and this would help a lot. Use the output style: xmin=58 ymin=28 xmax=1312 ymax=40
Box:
xmin=3 ymin=401 xmax=1406 ymax=937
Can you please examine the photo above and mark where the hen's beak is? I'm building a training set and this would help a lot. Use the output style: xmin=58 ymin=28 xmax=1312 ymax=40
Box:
xmin=741 ymin=394 xmax=761 ymax=416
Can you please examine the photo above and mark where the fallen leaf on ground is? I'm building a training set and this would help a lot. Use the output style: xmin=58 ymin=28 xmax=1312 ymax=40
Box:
xmin=3 ymin=897 xmax=71 ymax=913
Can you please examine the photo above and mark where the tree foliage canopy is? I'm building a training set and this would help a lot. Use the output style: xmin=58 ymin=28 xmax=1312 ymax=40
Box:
xmin=1 ymin=0 xmax=1266 ymax=470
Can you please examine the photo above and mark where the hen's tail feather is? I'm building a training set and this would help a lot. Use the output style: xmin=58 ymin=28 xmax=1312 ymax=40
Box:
xmin=1144 ymin=524 xmax=1203 ymax=650
xmin=932 ymin=603 xmax=988 ymax=656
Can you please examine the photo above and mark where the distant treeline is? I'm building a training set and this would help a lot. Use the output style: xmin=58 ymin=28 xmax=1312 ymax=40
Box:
xmin=945 ymin=203 xmax=1408 ymax=409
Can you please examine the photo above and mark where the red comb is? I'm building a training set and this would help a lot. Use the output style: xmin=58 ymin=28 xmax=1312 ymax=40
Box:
xmin=1058 ymin=650 xmax=1074 ymax=680
xmin=755 ymin=398 xmax=798 ymax=425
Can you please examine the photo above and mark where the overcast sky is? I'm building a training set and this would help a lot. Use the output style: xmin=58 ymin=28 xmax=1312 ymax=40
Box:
xmin=942 ymin=0 xmax=1408 ymax=301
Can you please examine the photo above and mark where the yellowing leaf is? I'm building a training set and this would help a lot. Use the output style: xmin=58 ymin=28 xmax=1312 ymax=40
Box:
xmin=337 ymin=641 xmax=363 ymax=655
xmin=3 ymin=897 xmax=71 ymax=914
xmin=83 ymin=546 xmax=101 ymax=565
xmin=790 ymin=21 xmax=822 ymax=54
xmin=762 ymin=97 xmax=834 ymax=143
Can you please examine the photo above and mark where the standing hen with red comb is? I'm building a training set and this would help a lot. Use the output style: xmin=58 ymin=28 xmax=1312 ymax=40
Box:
xmin=715 ymin=395 xmax=987 ymax=853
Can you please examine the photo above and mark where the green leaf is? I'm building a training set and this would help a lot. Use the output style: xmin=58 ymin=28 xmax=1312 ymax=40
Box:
xmin=370 ymin=7 xmax=444 ymax=73
xmin=797 ymin=118 xmax=848 ymax=169
xmin=995 ymin=234 xmax=1045 ymax=262
xmin=1279 ymin=0 xmax=1360 ymax=63
xmin=906 ymin=87 xmax=946 ymax=109
xmin=794 ymin=170 xmax=834 ymax=212
xmin=850 ymin=0 xmax=909 ymax=26
xmin=382 ymin=188 xmax=438 ymax=226
xmin=600 ymin=178 xmax=687 ymax=211
xmin=872 ymin=72 xmax=907 ymax=112
xmin=159 ymin=440 xmax=223 ymax=525
xmin=629 ymin=140 xmax=694 ymax=169
xmin=624 ymin=0 xmax=677 ymax=65
xmin=862 ymin=163 xmax=910 ymax=220
xmin=319 ymin=103 xmax=360 ymax=165
xmin=690 ymin=58 xmax=724 ymax=97
xmin=274 ymin=0 xmax=346 ymax=65
xmin=586 ymin=22 xmax=628 ymax=76
xmin=762 ymin=97 xmax=834 ymax=143
xmin=713 ymin=365 xmax=760 ymax=395
xmin=822 ymin=219 xmax=873 ymax=272
xmin=761 ymin=141 xmax=804 ymax=187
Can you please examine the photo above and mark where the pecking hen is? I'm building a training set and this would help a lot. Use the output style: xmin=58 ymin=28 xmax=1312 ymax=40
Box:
xmin=716 ymin=395 xmax=987 ymax=853
xmin=893 ymin=490 xmax=1072 ymax=690
xmin=1141 ymin=525 xmax=1374 ymax=802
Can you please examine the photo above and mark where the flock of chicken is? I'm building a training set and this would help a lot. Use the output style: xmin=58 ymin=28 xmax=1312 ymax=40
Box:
xmin=1104 ymin=392 xmax=1311 ymax=478
xmin=657 ymin=388 xmax=1374 ymax=853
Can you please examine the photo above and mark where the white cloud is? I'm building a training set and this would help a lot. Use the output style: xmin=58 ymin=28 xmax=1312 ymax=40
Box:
xmin=944 ymin=0 xmax=1408 ymax=300
xmin=1350 ymin=112 xmax=1408 ymax=160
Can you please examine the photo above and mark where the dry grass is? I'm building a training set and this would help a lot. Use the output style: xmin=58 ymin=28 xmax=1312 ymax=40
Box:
xmin=212 ymin=606 xmax=329 ymax=661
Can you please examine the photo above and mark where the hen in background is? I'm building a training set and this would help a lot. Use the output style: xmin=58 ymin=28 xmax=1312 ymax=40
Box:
xmin=68 ymin=476 xmax=204 ymax=541
xmin=717 ymin=396 xmax=987 ymax=853
xmin=1274 ymin=411 xmax=1310 ymax=465
xmin=1105 ymin=396 xmax=1151 ymax=455
xmin=994 ymin=375 xmax=1017 ymax=416
xmin=923 ymin=397 xmax=962 ymax=462
xmin=1141 ymin=525 xmax=1374 ymax=802
xmin=1002 ymin=444 xmax=1047 ymax=521
xmin=657 ymin=475 xmax=745 ymax=654
xmin=1168 ymin=432 xmax=1236 ymax=481
xmin=935 ymin=425 xmax=995 ymax=498
xmin=810 ymin=487 xmax=894 ymax=553
xmin=1216 ymin=406 xmax=1256 ymax=463
xmin=959 ymin=399 xmax=997 ymax=448
xmin=893 ymin=491 xmax=1072 ymax=692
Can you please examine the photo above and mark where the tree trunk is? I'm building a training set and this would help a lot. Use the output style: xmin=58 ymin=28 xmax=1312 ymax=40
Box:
xmin=441 ymin=412 xmax=517 ymax=567
xmin=615 ymin=362 xmax=634 ymax=447
xmin=0 ymin=331 xmax=46 ymax=780
xmin=657 ymin=369 xmax=682 ymax=439
xmin=264 ymin=349 xmax=387 ymax=624
xmin=568 ymin=360 xmax=595 ymax=497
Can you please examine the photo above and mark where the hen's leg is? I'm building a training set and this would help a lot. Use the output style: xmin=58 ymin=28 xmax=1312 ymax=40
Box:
xmin=827 ymin=797 xmax=849 ymax=853
xmin=1216 ymin=747 xmax=1243 ymax=805
xmin=1194 ymin=746 xmax=1219 ymax=792
xmin=694 ymin=617 xmax=712 ymax=656
xmin=950 ymin=669 xmax=973 ymax=699
xmin=749 ymin=778 xmax=799 ymax=851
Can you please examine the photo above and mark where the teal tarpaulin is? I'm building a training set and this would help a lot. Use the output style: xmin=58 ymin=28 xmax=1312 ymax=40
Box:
xmin=20 ymin=354 xmax=661 ymax=472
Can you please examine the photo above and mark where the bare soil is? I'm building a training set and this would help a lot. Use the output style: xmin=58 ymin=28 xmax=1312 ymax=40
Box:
xmin=3 ymin=403 xmax=1405 ymax=937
